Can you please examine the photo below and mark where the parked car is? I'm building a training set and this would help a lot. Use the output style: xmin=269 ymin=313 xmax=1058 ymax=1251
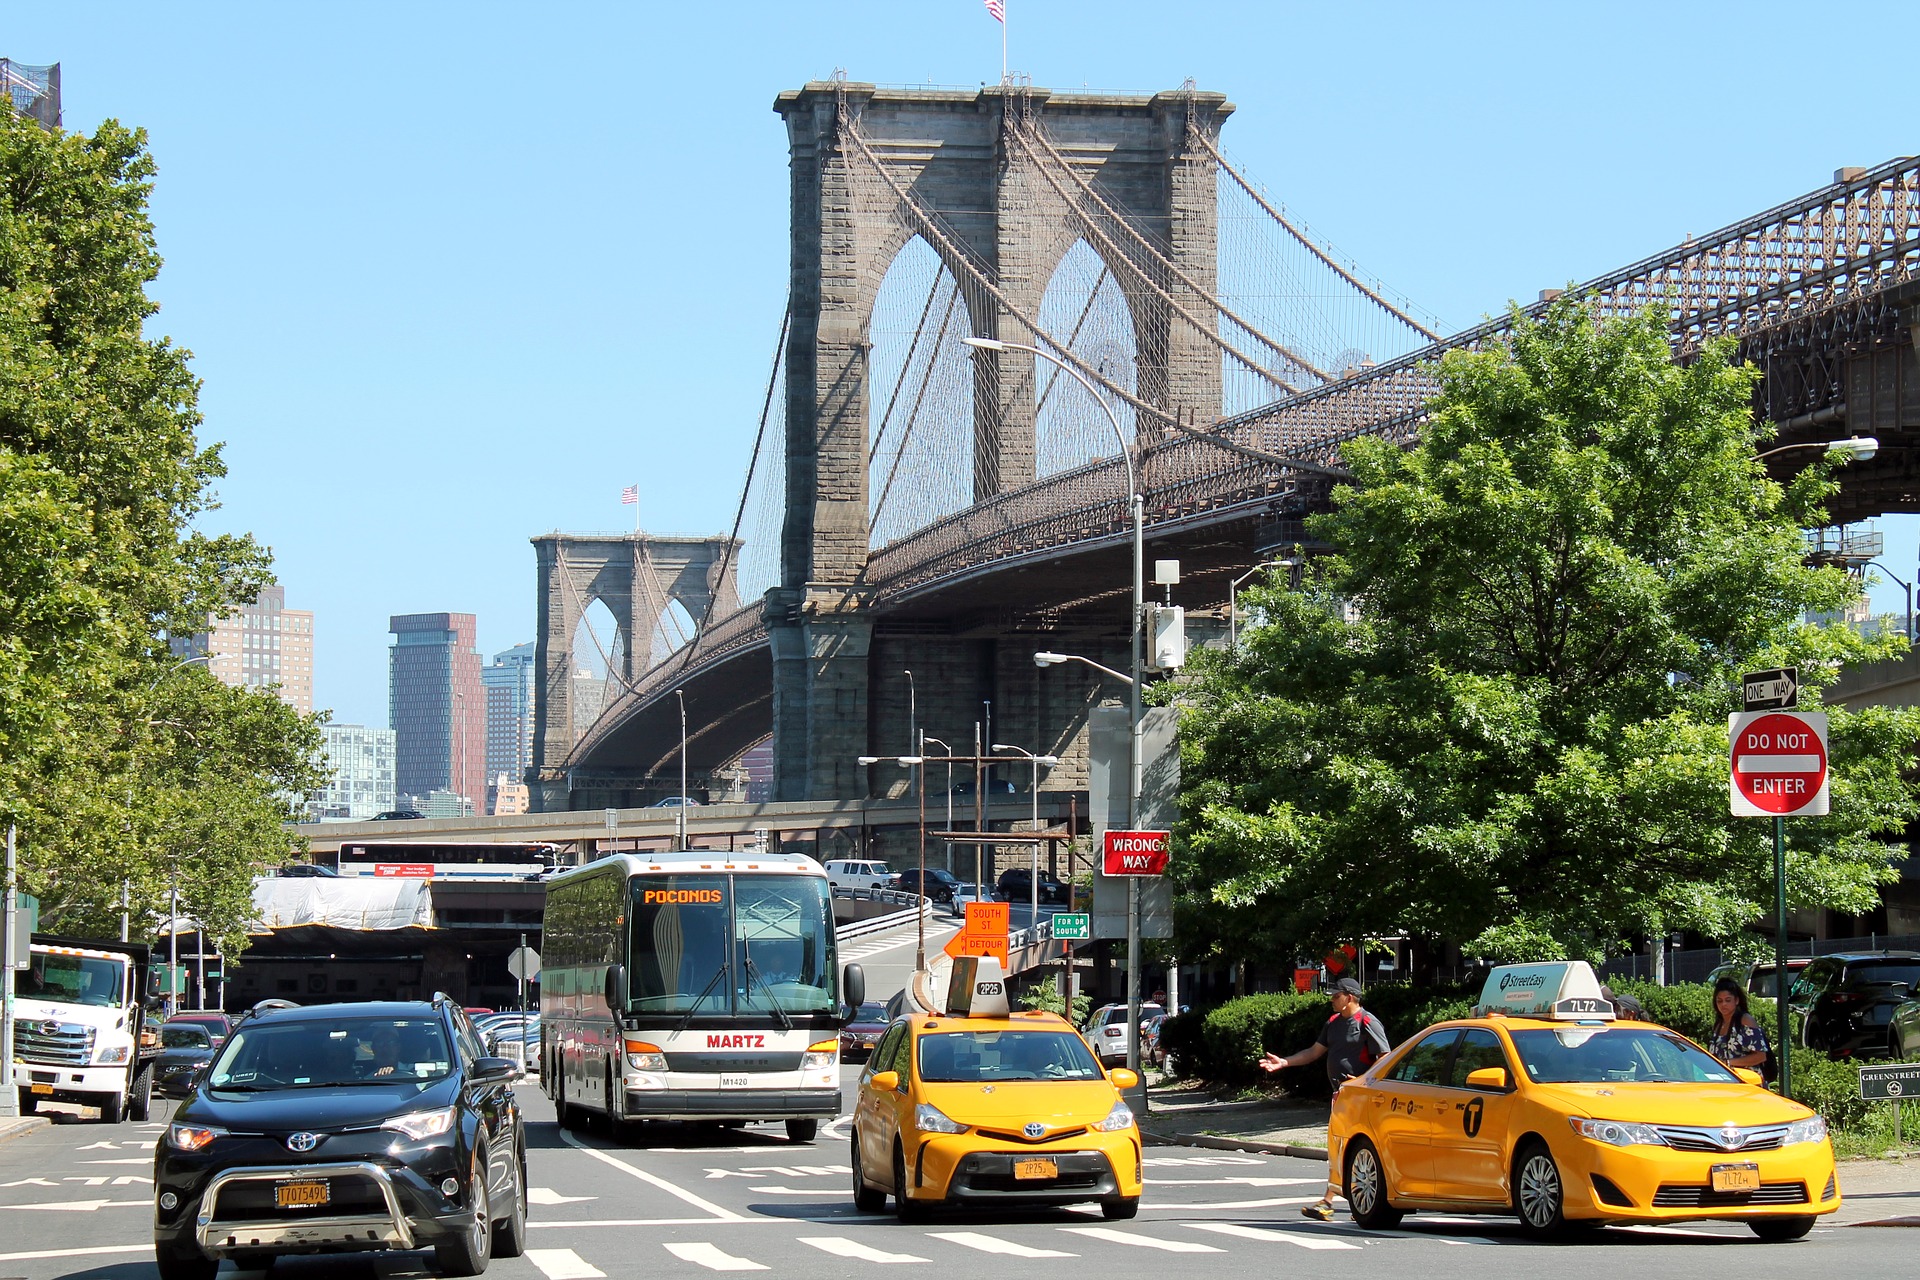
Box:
xmin=1140 ymin=1013 xmax=1168 ymax=1068
xmin=946 ymin=882 xmax=991 ymax=916
xmin=482 ymin=1015 xmax=540 ymax=1056
xmin=1081 ymin=1001 xmax=1166 ymax=1067
xmin=1890 ymin=992 xmax=1920 ymax=1059
xmin=1792 ymin=951 xmax=1920 ymax=1057
xmin=839 ymin=1002 xmax=891 ymax=1061
xmin=372 ymin=810 xmax=425 ymax=821
xmin=164 ymin=1011 xmax=235 ymax=1048
xmin=824 ymin=859 xmax=894 ymax=894
xmin=1707 ymin=957 xmax=1813 ymax=1005
xmin=995 ymin=867 xmax=1070 ymax=905
xmin=889 ymin=867 xmax=962 ymax=904
xmin=277 ymin=863 xmax=339 ymax=878
xmin=947 ymin=777 xmax=1018 ymax=798
xmin=152 ymin=997 xmax=527 ymax=1280
xmin=651 ymin=795 xmax=701 ymax=807
xmin=153 ymin=1024 xmax=218 ymax=1100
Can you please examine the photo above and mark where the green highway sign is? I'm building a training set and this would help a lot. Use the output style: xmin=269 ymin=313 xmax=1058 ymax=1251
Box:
xmin=1052 ymin=912 xmax=1091 ymax=941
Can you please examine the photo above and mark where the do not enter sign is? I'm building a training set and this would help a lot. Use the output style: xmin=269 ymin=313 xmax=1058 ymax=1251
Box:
xmin=1729 ymin=710 xmax=1829 ymax=817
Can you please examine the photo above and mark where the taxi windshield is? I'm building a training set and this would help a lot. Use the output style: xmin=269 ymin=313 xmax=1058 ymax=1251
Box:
xmin=1510 ymin=1027 xmax=1739 ymax=1084
xmin=916 ymin=1030 xmax=1103 ymax=1082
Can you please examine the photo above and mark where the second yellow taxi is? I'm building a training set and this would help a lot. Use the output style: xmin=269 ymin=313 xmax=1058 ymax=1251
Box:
xmin=850 ymin=958 xmax=1144 ymax=1219
xmin=1327 ymin=960 xmax=1839 ymax=1240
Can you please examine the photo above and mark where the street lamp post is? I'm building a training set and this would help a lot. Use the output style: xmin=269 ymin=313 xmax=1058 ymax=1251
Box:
xmin=675 ymin=688 xmax=688 ymax=851
xmin=1864 ymin=561 xmax=1914 ymax=644
xmin=1229 ymin=558 xmax=1296 ymax=648
xmin=923 ymin=737 xmax=955 ymax=875
xmin=972 ymin=324 xmax=1146 ymax=1084
xmin=1753 ymin=436 xmax=1878 ymax=462
xmin=858 ymin=752 xmax=927 ymax=970
xmin=994 ymin=743 xmax=1061 ymax=932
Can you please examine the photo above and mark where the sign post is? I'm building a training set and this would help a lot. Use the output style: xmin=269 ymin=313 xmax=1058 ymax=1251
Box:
xmin=1859 ymin=1063 xmax=1920 ymax=1146
xmin=506 ymin=938 xmax=542 ymax=1013
xmin=1732 ymin=670 xmax=1825 ymax=1099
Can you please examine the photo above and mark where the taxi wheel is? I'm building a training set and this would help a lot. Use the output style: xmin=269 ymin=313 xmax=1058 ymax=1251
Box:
xmin=1343 ymin=1138 xmax=1403 ymax=1229
xmin=1750 ymin=1215 xmax=1815 ymax=1242
xmin=851 ymin=1134 xmax=887 ymax=1211
xmin=1513 ymin=1140 xmax=1567 ymax=1239
xmin=893 ymin=1143 xmax=927 ymax=1221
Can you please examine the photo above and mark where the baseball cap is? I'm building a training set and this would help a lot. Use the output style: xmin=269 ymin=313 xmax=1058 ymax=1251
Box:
xmin=1330 ymin=977 xmax=1363 ymax=997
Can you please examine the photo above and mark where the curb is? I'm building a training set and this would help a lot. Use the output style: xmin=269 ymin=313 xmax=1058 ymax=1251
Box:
xmin=0 ymin=1116 xmax=51 ymax=1146
xmin=1140 ymin=1124 xmax=1328 ymax=1163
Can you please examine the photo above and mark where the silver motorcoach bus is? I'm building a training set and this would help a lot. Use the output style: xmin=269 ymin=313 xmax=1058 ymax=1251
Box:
xmin=540 ymin=852 xmax=865 ymax=1142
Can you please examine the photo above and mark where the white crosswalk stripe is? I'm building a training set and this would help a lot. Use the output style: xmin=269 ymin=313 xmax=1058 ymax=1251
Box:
xmin=798 ymin=1235 xmax=930 ymax=1263
xmin=662 ymin=1242 xmax=769 ymax=1271
xmin=526 ymin=1248 xmax=608 ymax=1279
xmin=1184 ymin=1221 xmax=1362 ymax=1250
xmin=1060 ymin=1226 xmax=1225 ymax=1252
xmin=926 ymin=1230 xmax=1078 ymax=1257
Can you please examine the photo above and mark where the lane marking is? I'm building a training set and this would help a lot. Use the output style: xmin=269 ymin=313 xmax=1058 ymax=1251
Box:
xmin=558 ymin=1129 xmax=744 ymax=1221
xmin=1619 ymin=1223 xmax=1747 ymax=1239
xmin=527 ymin=1247 xmax=608 ymax=1279
xmin=532 ymin=1217 xmax=788 ymax=1228
xmin=1141 ymin=1196 xmax=1315 ymax=1210
xmin=799 ymin=1235 xmax=929 ymax=1262
xmin=0 ymin=1199 xmax=146 ymax=1211
xmin=527 ymin=1187 xmax=597 ymax=1206
xmin=0 ymin=1244 xmax=153 ymax=1262
xmin=1060 ymin=1227 xmax=1224 ymax=1252
xmin=926 ymin=1230 xmax=1077 ymax=1257
xmin=1145 ymin=1177 xmax=1322 ymax=1187
xmin=1184 ymin=1221 xmax=1361 ymax=1251
xmin=665 ymin=1241 xmax=770 ymax=1271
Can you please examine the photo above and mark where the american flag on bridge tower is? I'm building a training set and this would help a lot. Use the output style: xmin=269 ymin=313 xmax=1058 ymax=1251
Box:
xmin=984 ymin=0 xmax=1004 ymax=22
xmin=621 ymin=485 xmax=638 ymax=505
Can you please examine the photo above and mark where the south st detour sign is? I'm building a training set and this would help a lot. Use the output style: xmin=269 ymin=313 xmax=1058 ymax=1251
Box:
xmin=1729 ymin=709 xmax=1829 ymax=817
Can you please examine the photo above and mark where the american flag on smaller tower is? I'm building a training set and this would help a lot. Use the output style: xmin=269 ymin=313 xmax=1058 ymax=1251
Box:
xmin=984 ymin=0 xmax=1004 ymax=22
xmin=621 ymin=485 xmax=638 ymax=504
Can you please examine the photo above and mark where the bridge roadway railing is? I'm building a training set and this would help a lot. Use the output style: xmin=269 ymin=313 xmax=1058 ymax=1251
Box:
xmin=580 ymin=158 xmax=1920 ymax=753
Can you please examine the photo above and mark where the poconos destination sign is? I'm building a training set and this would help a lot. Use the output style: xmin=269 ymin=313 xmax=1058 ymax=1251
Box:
xmin=1729 ymin=709 xmax=1830 ymax=817
xmin=1102 ymin=829 xmax=1171 ymax=876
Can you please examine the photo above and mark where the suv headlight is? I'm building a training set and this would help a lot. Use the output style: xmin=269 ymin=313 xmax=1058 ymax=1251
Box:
xmin=1784 ymin=1115 xmax=1828 ymax=1145
xmin=97 ymin=1045 xmax=131 ymax=1065
xmin=1569 ymin=1117 xmax=1665 ymax=1147
xmin=801 ymin=1039 xmax=838 ymax=1070
xmin=913 ymin=1103 xmax=967 ymax=1134
xmin=167 ymin=1124 xmax=226 ymax=1152
xmin=382 ymin=1107 xmax=457 ymax=1141
xmin=1093 ymin=1100 xmax=1135 ymax=1132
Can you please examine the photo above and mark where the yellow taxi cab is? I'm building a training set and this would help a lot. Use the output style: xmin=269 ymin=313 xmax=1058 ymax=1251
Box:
xmin=1328 ymin=961 xmax=1839 ymax=1241
xmin=850 ymin=957 xmax=1144 ymax=1220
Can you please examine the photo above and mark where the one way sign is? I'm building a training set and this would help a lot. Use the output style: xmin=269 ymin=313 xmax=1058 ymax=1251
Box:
xmin=1743 ymin=667 xmax=1798 ymax=711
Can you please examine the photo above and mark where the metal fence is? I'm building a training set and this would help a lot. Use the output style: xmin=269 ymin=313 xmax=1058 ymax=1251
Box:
xmin=1599 ymin=932 xmax=1920 ymax=985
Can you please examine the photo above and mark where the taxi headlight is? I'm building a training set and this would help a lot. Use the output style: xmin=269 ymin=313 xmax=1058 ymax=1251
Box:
xmin=1784 ymin=1115 xmax=1829 ymax=1145
xmin=1092 ymin=1100 xmax=1135 ymax=1132
xmin=1569 ymin=1117 xmax=1665 ymax=1147
xmin=913 ymin=1103 xmax=968 ymax=1134
xmin=382 ymin=1106 xmax=457 ymax=1141
xmin=802 ymin=1039 xmax=838 ymax=1070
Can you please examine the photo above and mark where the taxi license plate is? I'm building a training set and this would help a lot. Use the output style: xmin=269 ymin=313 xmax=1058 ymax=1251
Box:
xmin=720 ymin=1074 xmax=749 ymax=1089
xmin=1013 ymin=1158 xmax=1057 ymax=1181
xmin=275 ymin=1181 xmax=330 ymax=1208
xmin=1710 ymin=1163 xmax=1760 ymax=1193
xmin=29 ymin=1084 xmax=53 ymax=1095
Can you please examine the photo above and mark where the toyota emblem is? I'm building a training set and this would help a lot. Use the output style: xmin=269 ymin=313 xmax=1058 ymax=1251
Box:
xmin=285 ymin=1132 xmax=321 ymax=1153
xmin=1023 ymin=1122 xmax=1046 ymax=1139
xmin=1719 ymin=1125 xmax=1744 ymax=1149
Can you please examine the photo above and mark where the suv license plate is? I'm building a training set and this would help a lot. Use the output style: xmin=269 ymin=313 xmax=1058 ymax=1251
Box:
xmin=1013 ymin=1158 xmax=1057 ymax=1181
xmin=1710 ymin=1163 xmax=1760 ymax=1193
xmin=720 ymin=1074 xmax=749 ymax=1089
xmin=275 ymin=1181 xmax=330 ymax=1208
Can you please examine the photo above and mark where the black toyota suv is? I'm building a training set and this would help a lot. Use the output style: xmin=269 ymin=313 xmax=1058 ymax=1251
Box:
xmin=152 ymin=997 xmax=526 ymax=1279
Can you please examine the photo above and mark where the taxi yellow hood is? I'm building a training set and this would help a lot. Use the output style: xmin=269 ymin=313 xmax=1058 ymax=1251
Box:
xmin=1526 ymin=1081 xmax=1816 ymax=1125
xmin=919 ymin=1079 xmax=1122 ymax=1128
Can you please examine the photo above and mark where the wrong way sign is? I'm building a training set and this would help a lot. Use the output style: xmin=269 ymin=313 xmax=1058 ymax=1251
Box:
xmin=1729 ymin=709 xmax=1829 ymax=817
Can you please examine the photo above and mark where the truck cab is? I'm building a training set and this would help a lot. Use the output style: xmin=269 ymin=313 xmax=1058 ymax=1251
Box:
xmin=11 ymin=935 xmax=160 ymax=1123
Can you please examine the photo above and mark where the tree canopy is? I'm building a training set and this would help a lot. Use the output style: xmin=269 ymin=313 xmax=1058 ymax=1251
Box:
xmin=1175 ymin=301 xmax=1919 ymax=965
xmin=0 ymin=107 xmax=325 ymax=954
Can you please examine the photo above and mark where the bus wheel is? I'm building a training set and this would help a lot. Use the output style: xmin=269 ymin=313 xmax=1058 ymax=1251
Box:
xmin=786 ymin=1119 xmax=818 ymax=1143
xmin=556 ymin=1075 xmax=582 ymax=1131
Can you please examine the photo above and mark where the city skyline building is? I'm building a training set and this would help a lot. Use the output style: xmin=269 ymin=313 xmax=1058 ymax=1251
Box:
xmin=388 ymin=612 xmax=484 ymax=808
xmin=309 ymin=723 xmax=396 ymax=821
xmin=482 ymin=641 xmax=537 ymax=812
xmin=174 ymin=584 xmax=315 ymax=714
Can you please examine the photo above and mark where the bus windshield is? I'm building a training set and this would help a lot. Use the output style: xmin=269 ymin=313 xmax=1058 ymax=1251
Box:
xmin=628 ymin=875 xmax=835 ymax=1016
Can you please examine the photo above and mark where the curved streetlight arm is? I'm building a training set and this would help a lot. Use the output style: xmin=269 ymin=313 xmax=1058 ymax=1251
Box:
xmin=964 ymin=337 xmax=1136 ymax=500
xmin=146 ymin=653 xmax=212 ymax=693
xmin=1755 ymin=436 xmax=1878 ymax=461
xmin=1863 ymin=561 xmax=1914 ymax=643
xmin=1033 ymin=651 xmax=1135 ymax=686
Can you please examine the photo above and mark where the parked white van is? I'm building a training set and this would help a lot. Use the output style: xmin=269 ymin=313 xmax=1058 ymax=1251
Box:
xmin=824 ymin=859 xmax=894 ymax=894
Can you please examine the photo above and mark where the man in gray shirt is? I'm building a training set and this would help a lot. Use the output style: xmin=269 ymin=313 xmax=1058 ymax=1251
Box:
xmin=1259 ymin=977 xmax=1392 ymax=1219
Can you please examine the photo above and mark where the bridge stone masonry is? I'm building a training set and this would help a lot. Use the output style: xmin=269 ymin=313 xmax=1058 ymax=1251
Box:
xmin=535 ymin=78 xmax=1918 ymax=820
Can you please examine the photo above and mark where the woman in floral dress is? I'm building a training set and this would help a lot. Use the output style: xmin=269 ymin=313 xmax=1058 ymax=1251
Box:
xmin=1709 ymin=977 xmax=1770 ymax=1073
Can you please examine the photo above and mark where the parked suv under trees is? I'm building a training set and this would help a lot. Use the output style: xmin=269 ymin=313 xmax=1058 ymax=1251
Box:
xmin=1793 ymin=951 xmax=1920 ymax=1058
xmin=152 ymin=997 xmax=527 ymax=1279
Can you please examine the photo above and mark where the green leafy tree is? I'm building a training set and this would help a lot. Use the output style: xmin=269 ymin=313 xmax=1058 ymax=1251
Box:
xmin=1176 ymin=300 xmax=1919 ymax=964
xmin=0 ymin=107 xmax=325 ymax=951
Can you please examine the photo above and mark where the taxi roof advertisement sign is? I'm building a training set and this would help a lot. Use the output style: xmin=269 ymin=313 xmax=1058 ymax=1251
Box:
xmin=1729 ymin=709 xmax=1829 ymax=817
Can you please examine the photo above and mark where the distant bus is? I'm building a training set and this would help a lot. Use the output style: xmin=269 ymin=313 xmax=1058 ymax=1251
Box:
xmin=540 ymin=851 xmax=860 ymax=1142
xmin=334 ymin=841 xmax=561 ymax=881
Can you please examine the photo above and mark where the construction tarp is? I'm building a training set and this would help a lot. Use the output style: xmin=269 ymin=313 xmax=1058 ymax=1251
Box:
xmin=251 ymin=877 xmax=434 ymax=933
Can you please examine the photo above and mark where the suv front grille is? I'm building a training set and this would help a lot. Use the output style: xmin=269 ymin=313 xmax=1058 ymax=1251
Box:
xmin=13 ymin=1019 xmax=95 ymax=1066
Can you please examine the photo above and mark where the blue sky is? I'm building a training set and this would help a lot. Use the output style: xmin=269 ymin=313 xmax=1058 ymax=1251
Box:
xmin=10 ymin=2 xmax=1915 ymax=724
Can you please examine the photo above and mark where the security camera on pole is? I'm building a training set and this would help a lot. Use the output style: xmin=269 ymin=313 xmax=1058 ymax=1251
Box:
xmin=1731 ymin=666 xmax=1827 ymax=1097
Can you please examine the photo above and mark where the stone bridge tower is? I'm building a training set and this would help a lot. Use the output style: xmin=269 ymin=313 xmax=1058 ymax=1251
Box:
xmin=768 ymin=81 xmax=1231 ymax=800
xmin=528 ymin=533 xmax=739 ymax=811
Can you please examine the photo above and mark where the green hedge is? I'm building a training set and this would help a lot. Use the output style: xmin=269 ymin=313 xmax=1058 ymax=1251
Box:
xmin=1164 ymin=983 xmax=1475 ymax=1089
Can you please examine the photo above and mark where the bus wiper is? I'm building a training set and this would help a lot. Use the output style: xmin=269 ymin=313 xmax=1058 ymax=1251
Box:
xmin=672 ymin=961 xmax=730 ymax=1037
xmin=741 ymin=955 xmax=792 ymax=1032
